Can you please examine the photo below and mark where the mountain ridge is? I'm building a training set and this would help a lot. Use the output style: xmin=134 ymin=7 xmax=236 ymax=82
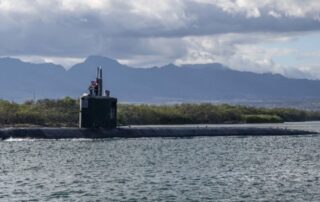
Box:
xmin=1 ymin=55 xmax=320 ymax=103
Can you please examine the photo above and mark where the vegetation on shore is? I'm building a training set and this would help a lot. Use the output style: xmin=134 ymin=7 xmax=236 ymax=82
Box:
xmin=1 ymin=97 xmax=320 ymax=127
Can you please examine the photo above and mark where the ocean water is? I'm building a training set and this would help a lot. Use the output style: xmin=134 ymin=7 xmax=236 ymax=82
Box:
xmin=1 ymin=133 xmax=320 ymax=201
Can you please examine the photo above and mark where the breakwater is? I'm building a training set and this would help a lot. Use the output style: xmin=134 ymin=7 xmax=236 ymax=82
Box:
xmin=0 ymin=126 xmax=315 ymax=140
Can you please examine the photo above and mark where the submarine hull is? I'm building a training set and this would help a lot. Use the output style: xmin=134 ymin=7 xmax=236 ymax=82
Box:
xmin=0 ymin=126 xmax=315 ymax=140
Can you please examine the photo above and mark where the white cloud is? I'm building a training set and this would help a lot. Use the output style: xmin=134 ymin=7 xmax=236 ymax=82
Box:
xmin=302 ymin=51 xmax=320 ymax=57
xmin=268 ymin=11 xmax=282 ymax=18
xmin=192 ymin=0 xmax=320 ymax=18
xmin=174 ymin=33 xmax=320 ymax=79
xmin=59 ymin=0 xmax=111 ymax=11
xmin=175 ymin=34 xmax=292 ymax=74
xmin=16 ymin=55 xmax=84 ymax=69
xmin=0 ymin=0 xmax=320 ymax=78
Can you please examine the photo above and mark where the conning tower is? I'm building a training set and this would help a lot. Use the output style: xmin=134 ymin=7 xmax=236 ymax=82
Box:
xmin=79 ymin=67 xmax=117 ymax=129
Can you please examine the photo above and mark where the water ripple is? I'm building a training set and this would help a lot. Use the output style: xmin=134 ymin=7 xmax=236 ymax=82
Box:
xmin=0 ymin=136 xmax=319 ymax=201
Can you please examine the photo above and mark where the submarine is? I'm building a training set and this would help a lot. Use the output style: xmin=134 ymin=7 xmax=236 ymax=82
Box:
xmin=0 ymin=67 xmax=315 ymax=140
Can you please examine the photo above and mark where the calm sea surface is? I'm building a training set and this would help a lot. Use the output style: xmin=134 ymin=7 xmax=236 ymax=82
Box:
xmin=1 ymin=123 xmax=320 ymax=201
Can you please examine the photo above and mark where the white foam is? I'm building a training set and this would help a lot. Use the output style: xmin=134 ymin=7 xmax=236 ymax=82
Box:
xmin=4 ymin=137 xmax=36 ymax=142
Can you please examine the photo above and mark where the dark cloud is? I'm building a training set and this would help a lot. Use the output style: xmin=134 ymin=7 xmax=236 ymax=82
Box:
xmin=0 ymin=0 xmax=320 ymax=77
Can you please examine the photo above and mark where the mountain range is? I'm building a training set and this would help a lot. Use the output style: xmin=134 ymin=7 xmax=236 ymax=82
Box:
xmin=1 ymin=55 xmax=320 ymax=103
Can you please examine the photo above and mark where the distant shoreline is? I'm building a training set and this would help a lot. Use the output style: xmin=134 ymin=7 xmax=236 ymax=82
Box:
xmin=1 ymin=98 xmax=320 ymax=127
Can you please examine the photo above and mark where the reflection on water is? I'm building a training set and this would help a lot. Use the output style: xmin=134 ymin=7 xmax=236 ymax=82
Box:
xmin=0 ymin=123 xmax=320 ymax=201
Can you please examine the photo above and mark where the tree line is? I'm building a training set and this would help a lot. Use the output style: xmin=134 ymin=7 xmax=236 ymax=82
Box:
xmin=1 ymin=97 xmax=320 ymax=127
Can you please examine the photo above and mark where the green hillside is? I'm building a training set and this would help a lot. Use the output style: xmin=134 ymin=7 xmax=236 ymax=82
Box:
xmin=1 ymin=97 xmax=320 ymax=127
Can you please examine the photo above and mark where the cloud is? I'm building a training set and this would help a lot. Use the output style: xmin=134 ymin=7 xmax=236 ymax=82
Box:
xmin=0 ymin=0 xmax=320 ymax=78
xmin=175 ymin=34 xmax=291 ymax=73
xmin=193 ymin=0 xmax=320 ymax=18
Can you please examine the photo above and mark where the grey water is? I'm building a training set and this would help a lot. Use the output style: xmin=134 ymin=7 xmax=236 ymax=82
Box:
xmin=1 ymin=125 xmax=320 ymax=201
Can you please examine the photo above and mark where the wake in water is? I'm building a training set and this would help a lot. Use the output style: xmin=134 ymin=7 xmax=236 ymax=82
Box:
xmin=4 ymin=137 xmax=36 ymax=142
xmin=3 ymin=137 xmax=100 ymax=142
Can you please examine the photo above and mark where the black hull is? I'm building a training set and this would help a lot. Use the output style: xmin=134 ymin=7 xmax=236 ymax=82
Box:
xmin=0 ymin=127 xmax=315 ymax=140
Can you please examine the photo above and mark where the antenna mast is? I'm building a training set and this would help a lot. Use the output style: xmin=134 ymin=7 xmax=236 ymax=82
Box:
xmin=96 ymin=66 xmax=103 ymax=96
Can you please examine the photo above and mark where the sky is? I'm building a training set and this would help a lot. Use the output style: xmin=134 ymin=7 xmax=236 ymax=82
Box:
xmin=0 ymin=0 xmax=320 ymax=79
